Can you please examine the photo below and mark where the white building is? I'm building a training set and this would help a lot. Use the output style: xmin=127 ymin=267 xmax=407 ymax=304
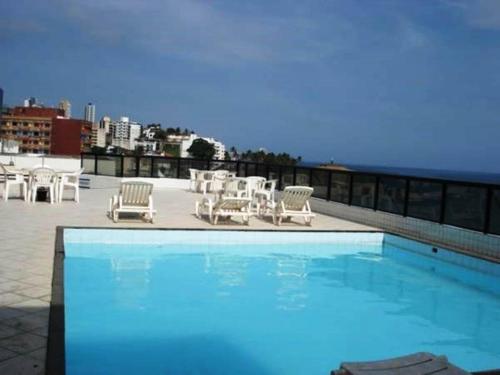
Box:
xmin=84 ymin=103 xmax=96 ymax=124
xmin=110 ymin=116 xmax=142 ymax=150
xmin=180 ymin=134 xmax=225 ymax=160
xmin=58 ymin=99 xmax=71 ymax=118
xmin=91 ymin=116 xmax=110 ymax=148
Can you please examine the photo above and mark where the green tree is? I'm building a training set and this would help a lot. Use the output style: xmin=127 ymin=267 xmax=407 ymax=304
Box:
xmin=187 ymin=138 xmax=216 ymax=160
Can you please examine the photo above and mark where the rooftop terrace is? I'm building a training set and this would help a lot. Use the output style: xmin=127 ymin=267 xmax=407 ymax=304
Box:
xmin=0 ymin=186 xmax=375 ymax=374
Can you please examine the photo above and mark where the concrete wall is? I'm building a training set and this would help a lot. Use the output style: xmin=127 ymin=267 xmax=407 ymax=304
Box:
xmin=81 ymin=174 xmax=190 ymax=190
xmin=0 ymin=154 xmax=81 ymax=170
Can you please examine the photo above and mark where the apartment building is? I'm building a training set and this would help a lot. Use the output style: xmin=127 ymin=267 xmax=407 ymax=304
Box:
xmin=0 ymin=106 xmax=92 ymax=155
xmin=179 ymin=133 xmax=226 ymax=160
xmin=110 ymin=116 xmax=141 ymax=150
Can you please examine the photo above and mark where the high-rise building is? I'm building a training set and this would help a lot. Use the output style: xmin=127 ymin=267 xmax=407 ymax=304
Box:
xmin=84 ymin=103 xmax=96 ymax=123
xmin=110 ymin=116 xmax=142 ymax=150
xmin=23 ymin=97 xmax=39 ymax=108
xmin=58 ymin=99 xmax=71 ymax=119
xmin=91 ymin=116 xmax=110 ymax=148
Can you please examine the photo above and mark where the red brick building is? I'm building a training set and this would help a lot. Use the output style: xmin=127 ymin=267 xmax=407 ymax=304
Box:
xmin=50 ymin=118 xmax=92 ymax=155
xmin=0 ymin=106 xmax=92 ymax=155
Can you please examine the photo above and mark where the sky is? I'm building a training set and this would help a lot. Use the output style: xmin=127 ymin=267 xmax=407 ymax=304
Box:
xmin=1 ymin=0 xmax=499 ymax=173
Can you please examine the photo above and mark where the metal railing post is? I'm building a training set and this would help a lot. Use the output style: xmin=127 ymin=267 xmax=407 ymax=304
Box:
xmin=348 ymin=174 xmax=354 ymax=206
xmin=135 ymin=156 xmax=140 ymax=177
xmin=373 ymin=176 xmax=380 ymax=210
xmin=278 ymin=165 xmax=283 ymax=190
xmin=94 ymin=154 xmax=98 ymax=175
xmin=293 ymin=167 xmax=297 ymax=185
xmin=150 ymin=156 xmax=154 ymax=178
xmin=120 ymin=155 xmax=124 ymax=177
xmin=326 ymin=171 xmax=332 ymax=201
xmin=176 ymin=158 xmax=181 ymax=179
xmin=483 ymin=187 xmax=493 ymax=234
xmin=439 ymin=183 xmax=448 ymax=224
xmin=403 ymin=178 xmax=410 ymax=217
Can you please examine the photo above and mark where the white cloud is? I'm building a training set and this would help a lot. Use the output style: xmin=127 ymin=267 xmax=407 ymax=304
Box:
xmin=56 ymin=0 xmax=337 ymax=65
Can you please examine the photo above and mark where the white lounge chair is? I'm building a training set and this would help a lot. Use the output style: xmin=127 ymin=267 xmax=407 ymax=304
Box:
xmin=273 ymin=186 xmax=315 ymax=226
xmin=30 ymin=167 xmax=57 ymax=204
xmin=109 ymin=180 xmax=156 ymax=223
xmin=58 ymin=168 xmax=84 ymax=203
xmin=1 ymin=164 xmax=28 ymax=202
xmin=195 ymin=195 xmax=252 ymax=225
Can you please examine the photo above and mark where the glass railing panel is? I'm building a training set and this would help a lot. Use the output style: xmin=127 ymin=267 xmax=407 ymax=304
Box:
xmin=97 ymin=155 xmax=121 ymax=177
xmin=82 ymin=155 xmax=95 ymax=174
xmin=122 ymin=157 xmax=137 ymax=177
xmin=444 ymin=184 xmax=487 ymax=231
xmin=238 ymin=162 xmax=246 ymax=177
xmin=351 ymin=175 xmax=376 ymax=208
xmin=280 ymin=167 xmax=294 ymax=188
xmin=295 ymin=168 xmax=310 ymax=186
xmin=152 ymin=158 xmax=177 ymax=178
xmin=268 ymin=165 xmax=280 ymax=181
xmin=489 ymin=189 xmax=500 ymax=235
xmin=407 ymin=180 xmax=442 ymax=222
xmin=138 ymin=157 xmax=152 ymax=177
xmin=311 ymin=170 xmax=328 ymax=199
xmin=377 ymin=177 xmax=406 ymax=215
xmin=209 ymin=161 xmax=237 ymax=173
xmin=246 ymin=163 xmax=257 ymax=177
xmin=330 ymin=173 xmax=349 ymax=204
xmin=255 ymin=164 xmax=268 ymax=178
xmin=179 ymin=159 xmax=207 ymax=179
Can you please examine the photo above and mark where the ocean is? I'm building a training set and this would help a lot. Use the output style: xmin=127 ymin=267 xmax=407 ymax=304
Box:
xmin=298 ymin=161 xmax=500 ymax=185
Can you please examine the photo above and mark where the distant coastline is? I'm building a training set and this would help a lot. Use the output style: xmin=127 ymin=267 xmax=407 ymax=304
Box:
xmin=298 ymin=161 xmax=500 ymax=184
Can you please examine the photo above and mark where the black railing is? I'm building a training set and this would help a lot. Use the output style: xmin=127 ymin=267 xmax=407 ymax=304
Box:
xmin=81 ymin=153 xmax=500 ymax=236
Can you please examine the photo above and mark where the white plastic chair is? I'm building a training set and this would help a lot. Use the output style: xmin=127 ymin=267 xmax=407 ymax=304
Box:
xmin=30 ymin=167 xmax=57 ymax=204
xmin=109 ymin=180 xmax=156 ymax=223
xmin=197 ymin=171 xmax=215 ymax=194
xmin=58 ymin=168 xmax=84 ymax=203
xmin=1 ymin=164 xmax=28 ymax=202
xmin=273 ymin=186 xmax=315 ymax=226
xmin=188 ymin=168 xmax=198 ymax=191
xmin=255 ymin=179 xmax=277 ymax=216
xmin=223 ymin=177 xmax=249 ymax=198
xmin=211 ymin=170 xmax=229 ymax=193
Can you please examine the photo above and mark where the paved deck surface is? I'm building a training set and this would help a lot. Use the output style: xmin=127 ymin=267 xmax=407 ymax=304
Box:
xmin=0 ymin=187 xmax=376 ymax=374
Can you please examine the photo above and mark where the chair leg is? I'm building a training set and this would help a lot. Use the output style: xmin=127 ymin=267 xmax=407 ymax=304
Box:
xmin=75 ymin=186 xmax=79 ymax=203
xmin=49 ymin=186 xmax=54 ymax=204
xmin=4 ymin=183 xmax=8 ymax=201
xmin=23 ymin=183 xmax=27 ymax=202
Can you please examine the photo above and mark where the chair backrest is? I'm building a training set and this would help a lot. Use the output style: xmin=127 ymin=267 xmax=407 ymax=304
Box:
xmin=263 ymin=179 xmax=277 ymax=192
xmin=224 ymin=177 xmax=248 ymax=197
xmin=189 ymin=168 xmax=198 ymax=180
xmin=120 ymin=181 xmax=153 ymax=207
xmin=31 ymin=167 xmax=56 ymax=185
xmin=246 ymin=176 xmax=266 ymax=196
xmin=280 ymin=186 xmax=314 ymax=211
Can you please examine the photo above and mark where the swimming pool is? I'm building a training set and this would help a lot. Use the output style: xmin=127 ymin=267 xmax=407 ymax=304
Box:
xmin=59 ymin=229 xmax=500 ymax=374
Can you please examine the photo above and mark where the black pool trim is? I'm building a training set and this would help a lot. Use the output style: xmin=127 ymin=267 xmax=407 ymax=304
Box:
xmin=47 ymin=226 xmax=66 ymax=375
xmin=46 ymin=226 xmax=500 ymax=375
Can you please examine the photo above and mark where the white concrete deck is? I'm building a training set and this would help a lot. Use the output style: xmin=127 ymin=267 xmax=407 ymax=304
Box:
xmin=0 ymin=187 xmax=376 ymax=374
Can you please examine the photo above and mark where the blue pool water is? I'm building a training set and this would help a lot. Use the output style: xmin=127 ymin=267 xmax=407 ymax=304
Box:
xmin=64 ymin=231 xmax=500 ymax=374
